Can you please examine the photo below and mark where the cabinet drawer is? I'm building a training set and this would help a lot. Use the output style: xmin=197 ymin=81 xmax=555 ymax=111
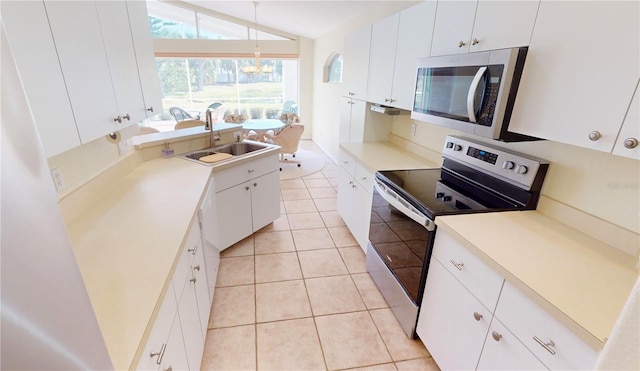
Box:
xmin=339 ymin=151 xmax=357 ymax=176
xmin=172 ymin=223 xmax=201 ymax=301
xmin=212 ymin=154 xmax=278 ymax=192
xmin=354 ymin=162 xmax=374 ymax=192
xmin=495 ymin=281 xmax=598 ymax=370
xmin=431 ymin=229 xmax=504 ymax=310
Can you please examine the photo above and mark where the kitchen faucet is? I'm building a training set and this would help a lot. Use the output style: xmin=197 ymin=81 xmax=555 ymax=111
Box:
xmin=205 ymin=108 xmax=221 ymax=146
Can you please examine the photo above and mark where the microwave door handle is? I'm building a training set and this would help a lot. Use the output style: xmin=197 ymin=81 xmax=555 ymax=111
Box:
xmin=466 ymin=66 xmax=488 ymax=123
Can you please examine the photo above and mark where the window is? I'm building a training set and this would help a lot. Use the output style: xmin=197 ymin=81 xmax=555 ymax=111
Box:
xmin=148 ymin=58 xmax=299 ymax=132
xmin=325 ymin=53 xmax=343 ymax=83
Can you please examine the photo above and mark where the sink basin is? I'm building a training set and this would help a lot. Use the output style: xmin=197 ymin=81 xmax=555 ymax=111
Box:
xmin=181 ymin=141 xmax=271 ymax=164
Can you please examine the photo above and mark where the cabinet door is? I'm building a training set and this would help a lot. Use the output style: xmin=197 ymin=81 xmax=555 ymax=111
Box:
xmin=349 ymin=99 xmax=367 ymax=143
xmin=352 ymin=179 xmax=373 ymax=252
xmin=391 ymin=1 xmax=437 ymax=110
xmin=337 ymin=166 xmax=356 ymax=235
xmin=367 ymin=13 xmax=399 ymax=106
xmin=192 ymin=242 xmax=211 ymax=340
xmin=343 ymin=25 xmax=372 ymax=100
xmin=127 ymin=0 xmax=164 ymax=118
xmin=159 ymin=305 xmax=189 ymax=371
xmin=612 ymin=80 xmax=640 ymax=160
xmin=95 ymin=1 xmax=146 ymax=125
xmin=44 ymin=1 xmax=121 ymax=143
xmin=339 ymin=98 xmax=353 ymax=143
xmin=430 ymin=0 xmax=477 ymax=56
xmin=250 ymin=171 xmax=281 ymax=232
xmin=469 ymin=0 xmax=539 ymax=52
xmin=2 ymin=1 xmax=80 ymax=157
xmin=416 ymin=258 xmax=492 ymax=370
xmin=477 ymin=318 xmax=548 ymax=370
xmin=178 ymin=269 xmax=205 ymax=370
xmin=509 ymin=1 xmax=639 ymax=153
xmin=136 ymin=284 xmax=178 ymax=370
xmin=212 ymin=183 xmax=253 ymax=250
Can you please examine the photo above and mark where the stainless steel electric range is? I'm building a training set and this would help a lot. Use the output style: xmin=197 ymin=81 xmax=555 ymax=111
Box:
xmin=366 ymin=135 xmax=549 ymax=338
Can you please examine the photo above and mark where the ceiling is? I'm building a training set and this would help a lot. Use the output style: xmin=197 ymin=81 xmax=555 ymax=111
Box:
xmin=180 ymin=1 xmax=415 ymax=39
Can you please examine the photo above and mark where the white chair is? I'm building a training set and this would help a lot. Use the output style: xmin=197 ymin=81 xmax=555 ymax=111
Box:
xmin=262 ymin=124 xmax=304 ymax=170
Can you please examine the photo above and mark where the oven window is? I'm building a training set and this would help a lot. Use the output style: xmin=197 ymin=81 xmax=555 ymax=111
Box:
xmin=368 ymin=188 xmax=433 ymax=302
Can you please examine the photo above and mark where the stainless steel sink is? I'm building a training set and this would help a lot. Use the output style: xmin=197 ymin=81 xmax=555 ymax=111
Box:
xmin=180 ymin=141 xmax=271 ymax=164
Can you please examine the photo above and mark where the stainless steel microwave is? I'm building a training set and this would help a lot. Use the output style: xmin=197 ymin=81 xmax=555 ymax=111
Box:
xmin=411 ymin=47 xmax=539 ymax=142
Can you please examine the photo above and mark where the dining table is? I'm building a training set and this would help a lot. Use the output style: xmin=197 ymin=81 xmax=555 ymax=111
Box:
xmin=241 ymin=119 xmax=285 ymax=132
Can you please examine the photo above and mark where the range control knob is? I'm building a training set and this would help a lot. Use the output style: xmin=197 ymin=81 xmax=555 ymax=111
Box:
xmin=436 ymin=192 xmax=445 ymax=199
xmin=446 ymin=142 xmax=454 ymax=149
xmin=502 ymin=161 xmax=515 ymax=170
xmin=514 ymin=165 xmax=528 ymax=174
xmin=453 ymin=144 xmax=463 ymax=151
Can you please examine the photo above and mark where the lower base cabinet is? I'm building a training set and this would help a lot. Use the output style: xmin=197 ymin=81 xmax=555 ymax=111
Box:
xmin=337 ymin=151 xmax=374 ymax=253
xmin=417 ymin=228 xmax=598 ymax=370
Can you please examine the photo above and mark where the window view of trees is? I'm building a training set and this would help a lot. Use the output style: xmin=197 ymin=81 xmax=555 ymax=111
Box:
xmin=146 ymin=14 xmax=298 ymax=131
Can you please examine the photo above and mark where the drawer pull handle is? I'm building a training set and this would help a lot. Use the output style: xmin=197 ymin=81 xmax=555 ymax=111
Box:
xmin=248 ymin=169 xmax=255 ymax=173
xmin=190 ymin=277 xmax=197 ymax=283
xmin=533 ymin=336 xmax=556 ymax=355
xmin=150 ymin=343 xmax=167 ymax=364
xmin=193 ymin=265 xmax=201 ymax=271
xmin=473 ymin=312 xmax=482 ymax=321
xmin=188 ymin=245 xmax=197 ymax=254
xmin=492 ymin=331 xmax=502 ymax=342
xmin=450 ymin=259 xmax=464 ymax=270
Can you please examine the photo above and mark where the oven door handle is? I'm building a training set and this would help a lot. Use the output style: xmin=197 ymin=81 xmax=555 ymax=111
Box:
xmin=467 ymin=66 xmax=487 ymax=123
xmin=374 ymin=179 xmax=435 ymax=231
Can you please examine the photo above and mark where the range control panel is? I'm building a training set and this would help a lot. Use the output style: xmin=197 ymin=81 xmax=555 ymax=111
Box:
xmin=442 ymin=136 xmax=548 ymax=190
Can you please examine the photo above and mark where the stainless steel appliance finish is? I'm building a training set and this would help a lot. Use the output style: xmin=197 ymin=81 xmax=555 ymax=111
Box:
xmin=411 ymin=47 xmax=537 ymax=142
xmin=366 ymin=136 xmax=548 ymax=338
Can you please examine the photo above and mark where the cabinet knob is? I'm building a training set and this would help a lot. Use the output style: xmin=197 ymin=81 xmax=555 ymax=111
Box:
xmin=122 ymin=113 xmax=131 ymax=121
xmin=164 ymin=367 xmax=172 ymax=371
xmin=471 ymin=38 xmax=480 ymax=45
xmin=623 ymin=138 xmax=638 ymax=149
xmin=245 ymin=186 xmax=250 ymax=190
xmin=588 ymin=131 xmax=601 ymax=141
xmin=458 ymin=40 xmax=466 ymax=48
xmin=348 ymin=92 xmax=355 ymax=96
xmin=190 ymin=277 xmax=197 ymax=283
xmin=248 ymin=169 xmax=255 ymax=173
xmin=533 ymin=336 xmax=557 ymax=355
xmin=253 ymin=182 xmax=258 ymax=187
xmin=188 ymin=245 xmax=197 ymax=254
xmin=147 ymin=106 xmax=154 ymax=112
xmin=113 ymin=115 xmax=122 ymax=123
xmin=492 ymin=331 xmax=502 ymax=342
xmin=193 ymin=265 xmax=201 ymax=271
xmin=473 ymin=312 xmax=483 ymax=321
xmin=450 ymin=259 xmax=464 ymax=271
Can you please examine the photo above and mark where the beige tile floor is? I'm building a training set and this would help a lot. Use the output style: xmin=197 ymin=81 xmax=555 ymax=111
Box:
xmin=201 ymin=140 xmax=440 ymax=371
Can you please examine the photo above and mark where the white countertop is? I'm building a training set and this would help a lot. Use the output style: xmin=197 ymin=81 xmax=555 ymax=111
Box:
xmin=340 ymin=141 xmax=440 ymax=170
xmin=435 ymin=211 xmax=638 ymax=349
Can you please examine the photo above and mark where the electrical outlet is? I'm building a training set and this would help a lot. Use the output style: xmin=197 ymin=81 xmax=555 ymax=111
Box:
xmin=410 ymin=123 xmax=417 ymax=137
xmin=51 ymin=168 xmax=65 ymax=191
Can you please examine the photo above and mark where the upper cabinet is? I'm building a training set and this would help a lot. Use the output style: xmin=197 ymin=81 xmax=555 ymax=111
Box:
xmin=509 ymin=1 xmax=639 ymax=156
xmin=612 ymin=81 xmax=640 ymax=160
xmin=342 ymin=25 xmax=372 ymax=101
xmin=367 ymin=1 xmax=437 ymax=110
xmin=430 ymin=0 xmax=539 ymax=56
xmin=2 ymin=1 xmax=81 ymax=157
xmin=2 ymin=0 xmax=161 ymax=157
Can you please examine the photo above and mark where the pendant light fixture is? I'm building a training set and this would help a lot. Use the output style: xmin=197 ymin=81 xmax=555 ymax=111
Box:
xmin=253 ymin=1 xmax=260 ymax=68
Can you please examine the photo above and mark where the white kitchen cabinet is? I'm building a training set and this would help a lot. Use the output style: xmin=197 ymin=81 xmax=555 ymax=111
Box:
xmin=509 ymin=1 xmax=639 ymax=154
xmin=342 ymin=25 xmax=371 ymax=100
xmin=430 ymin=0 xmax=477 ymax=56
xmin=127 ymin=0 xmax=164 ymax=118
xmin=339 ymin=98 xmax=367 ymax=143
xmin=44 ymin=1 xmax=124 ymax=143
xmin=367 ymin=1 xmax=437 ymax=110
xmin=95 ymin=1 xmax=147 ymax=126
xmin=612 ymin=80 xmax=640 ymax=160
xmin=416 ymin=258 xmax=494 ymax=370
xmin=211 ymin=153 xmax=280 ymax=251
xmin=1 ymin=1 xmax=81 ymax=158
xmin=199 ymin=178 xmax=221 ymax=301
xmin=430 ymin=0 xmax=539 ymax=56
xmin=337 ymin=152 xmax=373 ymax=252
xmin=159 ymin=316 xmax=190 ymax=371
xmin=477 ymin=318 xmax=548 ymax=370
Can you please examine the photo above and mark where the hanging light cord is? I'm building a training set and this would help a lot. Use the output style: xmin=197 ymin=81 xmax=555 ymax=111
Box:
xmin=254 ymin=1 xmax=260 ymax=65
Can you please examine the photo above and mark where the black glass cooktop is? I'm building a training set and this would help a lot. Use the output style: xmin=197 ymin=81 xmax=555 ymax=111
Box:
xmin=376 ymin=166 xmax=528 ymax=220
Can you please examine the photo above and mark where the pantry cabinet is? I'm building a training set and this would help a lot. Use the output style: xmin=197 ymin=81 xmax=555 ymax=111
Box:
xmin=367 ymin=1 xmax=437 ymax=110
xmin=430 ymin=0 xmax=539 ymax=56
xmin=509 ymin=1 xmax=639 ymax=155
xmin=210 ymin=154 xmax=280 ymax=251
xmin=339 ymin=98 xmax=367 ymax=143
xmin=342 ymin=25 xmax=371 ymax=100
xmin=1 ymin=1 xmax=81 ymax=157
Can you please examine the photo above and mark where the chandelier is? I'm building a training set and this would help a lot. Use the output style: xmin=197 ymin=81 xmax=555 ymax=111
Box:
xmin=253 ymin=1 xmax=260 ymax=68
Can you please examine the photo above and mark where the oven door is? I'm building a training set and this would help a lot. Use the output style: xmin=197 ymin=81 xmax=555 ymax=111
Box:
xmin=366 ymin=178 xmax=435 ymax=338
